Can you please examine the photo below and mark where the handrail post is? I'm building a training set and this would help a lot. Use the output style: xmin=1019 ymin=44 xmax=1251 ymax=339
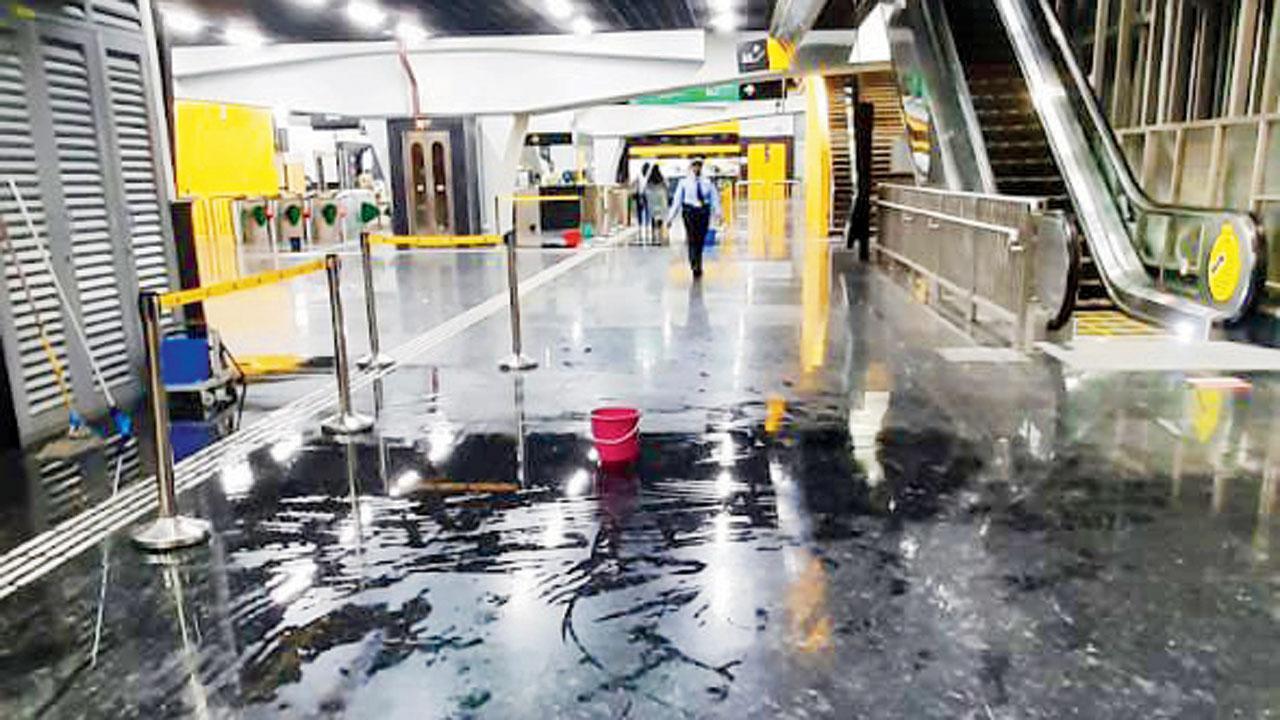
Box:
xmin=321 ymin=253 xmax=375 ymax=436
xmin=131 ymin=292 xmax=210 ymax=552
xmin=1011 ymin=235 xmax=1031 ymax=351
xmin=356 ymin=231 xmax=394 ymax=370
xmin=498 ymin=196 xmax=537 ymax=372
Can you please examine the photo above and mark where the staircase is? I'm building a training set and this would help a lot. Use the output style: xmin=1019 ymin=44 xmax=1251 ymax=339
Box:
xmin=827 ymin=75 xmax=855 ymax=232
xmin=859 ymin=70 xmax=909 ymax=237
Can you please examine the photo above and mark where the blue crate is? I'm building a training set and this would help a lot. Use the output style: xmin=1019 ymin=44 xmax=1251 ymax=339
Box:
xmin=161 ymin=335 xmax=212 ymax=387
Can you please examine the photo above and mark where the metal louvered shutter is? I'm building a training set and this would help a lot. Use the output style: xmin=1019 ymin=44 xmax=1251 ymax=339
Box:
xmin=39 ymin=459 xmax=87 ymax=524
xmin=43 ymin=39 xmax=132 ymax=391
xmin=104 ymin=50 xmax=171 ymax=300
xmin=0 ymin=31 xmax=75 ymax=418
xmin=90 ymin=1 xmax=143 ymax=31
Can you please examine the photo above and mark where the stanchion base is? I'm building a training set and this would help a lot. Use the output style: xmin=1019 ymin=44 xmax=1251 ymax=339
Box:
xmin=131 ymin=516 xmax=211 ymax=552
xmin=498 ymin=354 xmax=538 ymax=372
xmin=322 ymin=412 xmax=375 ymax=436
xmin=356 ymin=353 xmax=396 ymax=370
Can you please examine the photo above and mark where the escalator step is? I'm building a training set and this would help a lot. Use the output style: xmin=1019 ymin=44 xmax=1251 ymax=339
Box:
xmin=1074 ymin=297 xmax=1117 ymax=311
xmin=986 ymin=139 xmax=1051 ymax=152
xmin=981 ymin=124 xmax=1050 ymax=138
xmin=989 ymin=156 xmax=1058 ymax=168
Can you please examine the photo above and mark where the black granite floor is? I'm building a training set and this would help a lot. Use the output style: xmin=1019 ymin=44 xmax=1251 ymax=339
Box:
xmin=1 ymin=234 xmax=1279 ymax=718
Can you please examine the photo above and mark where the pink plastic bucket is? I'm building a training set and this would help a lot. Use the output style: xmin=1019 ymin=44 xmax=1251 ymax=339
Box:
xmin=591 ymin=407 xmax=641 ymax=466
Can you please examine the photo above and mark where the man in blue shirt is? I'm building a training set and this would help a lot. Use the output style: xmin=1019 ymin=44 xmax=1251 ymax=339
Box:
xmin=667 ymin=158 xmax=721 ymax=278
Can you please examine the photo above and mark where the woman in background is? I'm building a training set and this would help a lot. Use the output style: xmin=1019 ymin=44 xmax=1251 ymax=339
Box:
xmin=643 ymin=164 xmax=669 ymax=245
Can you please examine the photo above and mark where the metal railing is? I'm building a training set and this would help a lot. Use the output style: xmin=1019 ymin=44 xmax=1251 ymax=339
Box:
xmin=875 ymin=184 xmax=1070 ymax=348
xmin=131 ymin=253 xmax=373 ymax=551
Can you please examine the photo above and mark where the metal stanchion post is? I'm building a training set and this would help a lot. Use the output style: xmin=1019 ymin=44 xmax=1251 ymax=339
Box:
xmin=356 ymin=232 xmax=394 ymax=369
xmin=498 ymin=196 xmax=537 ymax=371
xmin=131 ymin=292 xmax=211 ymax=552
xmin=321 ymin=253 xmax=375 ymax=436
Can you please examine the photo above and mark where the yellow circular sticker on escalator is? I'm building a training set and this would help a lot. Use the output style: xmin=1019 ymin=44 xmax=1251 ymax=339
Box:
xmin=1207 ymin=223 xmax=1242 ymax=304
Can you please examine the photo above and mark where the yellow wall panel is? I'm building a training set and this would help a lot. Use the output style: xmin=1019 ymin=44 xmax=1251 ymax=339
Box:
xmin=803 ymin=75 xmax=831 ymax=240
xmin=175 ymin=101 xmax=279 ymax=283
xmin=175 ymin=101 xmax=279 ymax=197
xmin=630 ymin=144 xmax=741 ymax=158
xmin=665 ymin=121 xmax=741 ymax=136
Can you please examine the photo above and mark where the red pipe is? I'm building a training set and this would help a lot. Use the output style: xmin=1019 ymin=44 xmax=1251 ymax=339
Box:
xmin=397 ymin=40 xmax=424 ymax=128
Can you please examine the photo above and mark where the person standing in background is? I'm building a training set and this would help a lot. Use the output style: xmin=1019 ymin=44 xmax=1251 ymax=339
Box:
xmin=667 ymin=158 xmax=721 ymax=278
xmin=643 ymin=164 xmax=668 ymax=246
xmin=634 ymin=162 xmax=651 ymax=243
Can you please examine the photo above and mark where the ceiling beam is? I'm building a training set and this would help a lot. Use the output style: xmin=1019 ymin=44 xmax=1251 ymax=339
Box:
xmin=769 ymin=0 xmax=827 ymax=45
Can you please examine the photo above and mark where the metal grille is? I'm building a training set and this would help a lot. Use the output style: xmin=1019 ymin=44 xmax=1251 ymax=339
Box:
xmin=43 ymin=39 xmax=132 ymax=390
xmin=40 ymin=459 xmax=87 ymax=524
xmin=90 ymin=0 xmax=143 ymax=31
xmin=56 ymin=2 xmax=90 ymax=21
xmin=104 ymin=50 xmax=171 ymax=301
xmin=0 ymin=32 xmax=74 ymax=417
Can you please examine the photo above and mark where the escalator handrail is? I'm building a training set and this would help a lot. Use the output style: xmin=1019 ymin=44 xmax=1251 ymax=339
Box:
xmin=1032 ymin=0 xmax=1262 ymax=236
xmin=928 ymin=0 xmax=998 ymax=194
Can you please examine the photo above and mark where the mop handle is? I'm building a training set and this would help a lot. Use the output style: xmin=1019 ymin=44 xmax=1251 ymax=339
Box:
xmin=6 ymin=178 xmax=118 ymax=407
xmin=0 ymin=220 xmax=77 ymax=415
xmin=38 ymin=333 xmax=75 ymax=414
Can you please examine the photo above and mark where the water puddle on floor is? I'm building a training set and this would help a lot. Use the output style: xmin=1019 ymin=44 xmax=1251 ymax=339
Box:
xmin=6 ymin=377 xmax=1280 ymax=717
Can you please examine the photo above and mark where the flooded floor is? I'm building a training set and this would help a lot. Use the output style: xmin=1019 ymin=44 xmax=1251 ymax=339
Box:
xmin=1 ymin=234 xmax=1279 ymax=718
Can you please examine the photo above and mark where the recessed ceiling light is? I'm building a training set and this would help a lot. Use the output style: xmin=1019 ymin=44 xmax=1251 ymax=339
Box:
xmin=161 ymin=6 xmax=205 ymax=37
xmin=224 ymin=23 xmax=267 ymax=47
xmin=545 ymin=0 xmax=574 ymax=21
xmin=571 ymin=16 xmax=593 ymax=35
xmin=395 ymin=18 xmax=430 ymax=44
xmin=346 ymin=0 xmax=387 ymax=30
xmin=710 ymin=12 xmax=740 ymax=33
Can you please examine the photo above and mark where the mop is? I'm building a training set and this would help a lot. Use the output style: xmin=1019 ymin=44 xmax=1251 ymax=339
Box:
xmin=0 ymin=219 xmax=103 ymax=460
xmin=6 ymin=178 xmax=134 ymax=440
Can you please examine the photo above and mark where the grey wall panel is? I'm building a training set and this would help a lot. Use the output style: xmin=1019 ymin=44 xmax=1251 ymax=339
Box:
xmin=0 ymin=28 xmax=76 ymax=437
xmin=41 ymin=37 xmax=132 ymax=391
xmin=0 ymin=5 xmax=174 ymax=447
xmin=103 ymin=48 xmax=173 ymax=300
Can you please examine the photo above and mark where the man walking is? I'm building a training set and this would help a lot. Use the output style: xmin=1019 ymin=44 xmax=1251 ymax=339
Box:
xmin=668 ymin=158 xmax=721 ymax=278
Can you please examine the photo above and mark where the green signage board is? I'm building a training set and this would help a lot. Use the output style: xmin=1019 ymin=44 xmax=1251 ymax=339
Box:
xmin=630 ymin=84 xmax=740 ymax=105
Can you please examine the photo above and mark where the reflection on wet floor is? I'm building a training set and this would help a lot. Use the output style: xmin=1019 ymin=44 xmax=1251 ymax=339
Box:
xmin=2 ymin=237 xmax=1280 ymax=717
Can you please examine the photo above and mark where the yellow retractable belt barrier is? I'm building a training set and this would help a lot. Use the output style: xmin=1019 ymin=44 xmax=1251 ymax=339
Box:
xmin=159 ymin=258 xmax=327 ymax=310
xmin=369 ymin=234 xmax=502 ymax=248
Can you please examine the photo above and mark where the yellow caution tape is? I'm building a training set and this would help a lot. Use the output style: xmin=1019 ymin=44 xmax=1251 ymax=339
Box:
xmin=159 ymin=258 xmax=326 ymax=309
xmin=369 ymin=234 xmax=501 ymax=248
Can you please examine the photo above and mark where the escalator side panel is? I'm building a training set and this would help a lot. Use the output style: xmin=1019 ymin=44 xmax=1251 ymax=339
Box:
xmin=882 ymin=0 xmax=994 ymax=193
xmin=989 ymin=0 xmax=1226 ymax=335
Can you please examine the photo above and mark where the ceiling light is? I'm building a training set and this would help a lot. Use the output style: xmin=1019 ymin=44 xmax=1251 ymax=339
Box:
xmin=545 ymin=0 xmax=574 ymax=20
xmin=224 ymin=23 xmax=266 ymax=47
xmin=710 ymin=12 xmax=740 ymax=32
xmin=708 ymin=0 xmax=734 ymax=12
xmin=571 ymin=16 xmax=594 ymax=35
xmin=161 ymin=6 xmax=205 ymax=37
xmin=395 ymin=18 xmax=430 ymax=44
xmin=346 ymin=0 xmax=387 ymax=30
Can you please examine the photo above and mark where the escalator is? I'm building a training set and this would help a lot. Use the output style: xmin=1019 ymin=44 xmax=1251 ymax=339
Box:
xmin=948 ymin=0 xmax=1112 ymax=312
xmin=885 ymin=0 xmax=1268 ymax=336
